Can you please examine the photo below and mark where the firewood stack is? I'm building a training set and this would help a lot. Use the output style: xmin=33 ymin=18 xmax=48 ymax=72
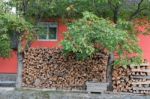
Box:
xmin=22 ymin=48 xmax=108 ymax=89
xmin=112 ymin=63 xmax=150 ymax=94
xmin=131 ymin=63 xmax=150 ymax=94
xmin=112 ymin=67 xmax=132 ymax=92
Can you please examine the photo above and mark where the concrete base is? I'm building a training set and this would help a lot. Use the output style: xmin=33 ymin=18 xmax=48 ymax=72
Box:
xmin=0 ymin=74 xmax=17 ymax=81
xmin=0 ymin=89 xmax=150 ymax=99
xmin=0 ymin=74 xmax=16 ymax=87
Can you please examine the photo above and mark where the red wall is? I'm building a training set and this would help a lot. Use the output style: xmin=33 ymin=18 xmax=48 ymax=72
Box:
xmin=0 ymin=51 xmax=17 ymax=73
xmin=139 ymin=35 xmax=150 ymax=62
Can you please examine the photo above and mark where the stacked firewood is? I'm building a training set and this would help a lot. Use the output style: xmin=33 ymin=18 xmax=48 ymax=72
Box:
xmin=112 ymin=63 xmax=150 ymax=94
xmin=112 ymin=67 xmax=132 ymax=92
xmin=131 ymin=63 xmax=150 ymax=94
xmin=22 ymin=48 xmax=108 ymax=89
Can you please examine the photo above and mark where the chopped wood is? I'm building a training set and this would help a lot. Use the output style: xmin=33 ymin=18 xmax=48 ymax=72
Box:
xmin=131 ymin=63 xmax=150 ymax=94
xmin=22 ymin=48 xmax=108 ymax=89
xmin=112 ymin=63 xmax=150 ymax=94
xmin=112 ymin=67 xmax=132 ymax=92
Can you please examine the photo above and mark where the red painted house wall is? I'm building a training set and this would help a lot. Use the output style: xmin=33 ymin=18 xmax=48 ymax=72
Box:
xmin=0 ymin=18 xmax=150 ymax=73
xmin=139 ymin=35 xmax=150 ymax=62
xmin=0 ymin=51 xmax=17 ymax=73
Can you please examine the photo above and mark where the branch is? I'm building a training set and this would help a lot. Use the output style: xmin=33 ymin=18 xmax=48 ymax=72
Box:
xmin=113 ymin=4 xmax=120 ymax=23
xmin=129 ymin=0 xmax=144 ymax=19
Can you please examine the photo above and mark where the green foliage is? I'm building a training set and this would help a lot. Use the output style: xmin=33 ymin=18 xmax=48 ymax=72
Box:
xmin=115 ymin=20 xmax=142 ymax=65
xmin=9 ymin=0 xmax=150 ymax=22
xmin=0 ymin=2 xmax=33 ymax=57
xmin=6 ymin=0 xmax=147 ymax=65
xmin=62 ymin=12 xmax=142 ymax=65
xmin=0 ymin=13 xmax=32 ymax=34
xmin=0 ymin=34 xmax=11 ymax=57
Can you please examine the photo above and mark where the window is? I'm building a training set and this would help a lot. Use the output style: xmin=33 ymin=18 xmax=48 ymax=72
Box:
xmin=38 ymin=22 xmax=58 ymax=41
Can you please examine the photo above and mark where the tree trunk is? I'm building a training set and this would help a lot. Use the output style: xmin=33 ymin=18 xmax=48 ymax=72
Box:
xmin=16 ymin=41 xmax=23 ymax=88
xmin=113 ymin=6 xmax=120 ymax=24
xmin=107 ymin=52 xmax=114 ymax=91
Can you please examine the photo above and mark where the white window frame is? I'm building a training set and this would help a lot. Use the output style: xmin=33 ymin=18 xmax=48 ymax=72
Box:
xmin=37 ymin=22 xmax=58 ymax=41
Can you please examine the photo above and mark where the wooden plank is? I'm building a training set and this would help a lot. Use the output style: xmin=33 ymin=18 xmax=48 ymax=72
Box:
xmin=131 ymin=76 xmax=150 ymax=79
xmin=133 ymin=87 xmax=150 ymax=90
xmin=130 ymin=63 xmax=150 ymax=67
xmin=131 ymin=69 xmax=150 ymax=72
xmin=132 ymin=81 xmax=150 ymax=85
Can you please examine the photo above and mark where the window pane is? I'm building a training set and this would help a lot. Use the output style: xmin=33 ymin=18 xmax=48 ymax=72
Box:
xmin=38 ymin=27 xmax=47 ymax=40
xmin=49 ymin=27 xmax=57 ymax=39
xmin=39 ymin=34 xmax=47 ymax=39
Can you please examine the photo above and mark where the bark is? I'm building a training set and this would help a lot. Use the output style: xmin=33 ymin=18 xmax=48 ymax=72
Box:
xmin=16 ymin=41 xmax=23 ymax=88
xmin=108 ymin=0 xmax=120 ymax=24
xmin=107 ymin=52 xmax=114 ymax=91
xmin=113 ymin=5 xmax=120 ymax=24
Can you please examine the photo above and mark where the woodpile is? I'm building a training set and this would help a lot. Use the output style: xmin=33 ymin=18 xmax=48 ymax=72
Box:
xmin=131 ymin=63 xmax=150 ymax=94
xmin=22 ymin=48 xmax=108 ymax=89
xmin=112 ymin=63 xmax=150 ymax=94
xmin=112 ymin=67 xmax=132 ymax=92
